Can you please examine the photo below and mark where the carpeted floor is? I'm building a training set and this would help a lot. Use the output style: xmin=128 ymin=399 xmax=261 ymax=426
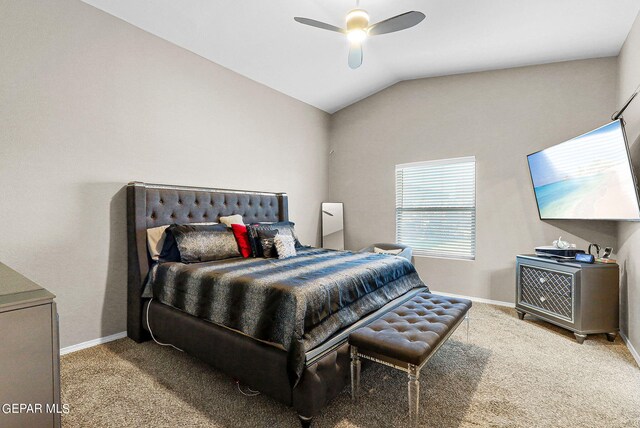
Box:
xmin=61 ymin=303 xmax=640 ymax=427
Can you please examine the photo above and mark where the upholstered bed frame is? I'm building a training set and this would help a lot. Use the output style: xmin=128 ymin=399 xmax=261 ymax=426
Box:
xmin=126 ymin=182 xmax=416 ymax=426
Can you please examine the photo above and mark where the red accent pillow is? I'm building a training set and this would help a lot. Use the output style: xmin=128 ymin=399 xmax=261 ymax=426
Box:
xmin=231 ymin=224 xmax=251 ymax=258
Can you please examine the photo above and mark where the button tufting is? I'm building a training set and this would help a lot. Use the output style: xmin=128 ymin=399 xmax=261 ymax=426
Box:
xmin=348 ymin=292 xmax=472 ymax=366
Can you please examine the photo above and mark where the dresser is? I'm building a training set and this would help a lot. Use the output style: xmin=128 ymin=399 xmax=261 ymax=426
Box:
xmin=0 ymin=263 xmax=61 ymax=428
xmin=515 ymin=255 xmax=619 ymax=344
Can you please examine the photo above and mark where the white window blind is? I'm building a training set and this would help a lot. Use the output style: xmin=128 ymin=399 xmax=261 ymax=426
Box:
xmin=396 ymin=156 xmax=476 ymax=260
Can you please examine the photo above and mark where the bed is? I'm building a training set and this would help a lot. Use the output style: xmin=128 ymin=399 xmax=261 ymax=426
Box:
xmin=127 ymin=182 xmax=427 ymax=426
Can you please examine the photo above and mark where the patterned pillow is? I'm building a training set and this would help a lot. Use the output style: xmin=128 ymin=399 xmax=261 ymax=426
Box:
xmin=247 ymin=221 xmax=302 ymax=257
xmin=154 ymin=222 xmax=218 ymax=262
xmin=169 ymin=224 xmax=240 ymax=263
xmin=257 ymin=229 xmax=279 ymax=258
xmin=270 ymin=221 xmax=302 ymax=248
xmin=274 ymin=235 xmax=297 ymax=259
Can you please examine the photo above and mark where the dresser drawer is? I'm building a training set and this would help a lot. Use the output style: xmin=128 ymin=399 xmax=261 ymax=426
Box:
xmin=518 ymin=264 xmax=574 ymax=322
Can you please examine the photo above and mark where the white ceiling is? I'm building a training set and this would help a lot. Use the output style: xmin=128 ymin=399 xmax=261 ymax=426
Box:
xmin=82 ymin=0 xmax=640 ymax=113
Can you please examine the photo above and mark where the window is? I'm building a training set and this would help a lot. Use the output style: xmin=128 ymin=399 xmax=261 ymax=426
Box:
xmin=396 ymin=156 xmax=476 ymax=260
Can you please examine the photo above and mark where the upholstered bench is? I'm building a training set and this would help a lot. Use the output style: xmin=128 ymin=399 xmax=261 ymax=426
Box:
xmin=348 ymin=291 xmax=472 ymax=426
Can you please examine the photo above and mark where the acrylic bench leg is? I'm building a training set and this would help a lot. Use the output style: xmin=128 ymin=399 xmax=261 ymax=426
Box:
xmin=466 ymin=312 xmax=470 ymax=342
xmin=408 ymin=364 xmax=420 ymax=427
xmin=350 ymin=346 xmax=360 ymax=401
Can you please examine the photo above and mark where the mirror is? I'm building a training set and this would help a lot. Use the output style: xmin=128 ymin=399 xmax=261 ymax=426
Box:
xmin=322 ymin=202 xmax=344 ymax=250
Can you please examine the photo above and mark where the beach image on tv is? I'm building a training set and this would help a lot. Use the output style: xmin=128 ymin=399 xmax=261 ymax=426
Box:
xmin=527 ymin=121 xmax=640 ymax=220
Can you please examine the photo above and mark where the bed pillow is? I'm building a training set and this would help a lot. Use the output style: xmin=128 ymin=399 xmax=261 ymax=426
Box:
xmin=257 ymin=229 xmax=279 ymax=258
xmin=374 ymin=247 xmax=403 ymax=255
xmin=147 ymin=225 xmax=170 ymax=261
xmin=153 ymin=222 xmax=217 ymax=262
xmin=274 ymin=235 xmax=297 ymax=259
xmin=169 ymin=224 xmax=239 ymax=263
xmin=249 ymin=221 xmax=302 ymax=251
xmin=219 ymin=214 xmax=244 ymax=227
xmin=231 ymin=224 xmax=252 ymax=258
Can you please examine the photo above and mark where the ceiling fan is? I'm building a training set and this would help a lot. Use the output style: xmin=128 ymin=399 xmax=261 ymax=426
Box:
xmin=294 ymin=1 xmax=426 ymax=69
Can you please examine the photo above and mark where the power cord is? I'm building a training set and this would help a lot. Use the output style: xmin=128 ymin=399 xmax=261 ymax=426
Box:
xmin=236 ymin=380 xmax=260 ymax=397
xmin=146 ymin=298 xmax=184 ymax=352
xmin=147 ymin=299 xmax=260 ymax=397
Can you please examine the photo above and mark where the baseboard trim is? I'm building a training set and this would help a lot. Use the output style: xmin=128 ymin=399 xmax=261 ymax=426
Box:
xmin=429 ymin=290 xmax=515 ymax=308
xmin=60 ymin=331 xmax=127 ymax=356
xmin=620 ymin=331 xmax=640 ymax=368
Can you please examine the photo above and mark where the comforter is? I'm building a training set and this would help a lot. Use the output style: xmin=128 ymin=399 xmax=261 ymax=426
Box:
xmin=146 ymin=248 xmax=427 ymax=383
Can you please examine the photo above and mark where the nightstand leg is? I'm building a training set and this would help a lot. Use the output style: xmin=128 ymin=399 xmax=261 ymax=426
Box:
xmin=606 ymin=332 xmax=617 ymax=342
xmin=574 ymin=333 xmax=587 ymax=344
xmin=516 ymin=310 xmax=525 ymax=320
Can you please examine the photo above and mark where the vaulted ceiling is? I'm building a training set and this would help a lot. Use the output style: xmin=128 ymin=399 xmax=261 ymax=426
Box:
xmin=82 ymin=0 xmax=640 ymax=113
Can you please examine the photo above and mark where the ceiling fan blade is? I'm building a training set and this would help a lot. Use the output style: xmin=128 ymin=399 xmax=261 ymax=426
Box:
xmin=348 ymin=42 xmax=363 ymax=69
xmin=294 ymin=17 xmax=346 ymax=34
xmin=367 ymin=11 xmax=426 ymax=36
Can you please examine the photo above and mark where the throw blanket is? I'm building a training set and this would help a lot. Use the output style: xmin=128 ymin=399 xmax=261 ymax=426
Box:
xmin=146 ymin=248 xmax=427 ymax=383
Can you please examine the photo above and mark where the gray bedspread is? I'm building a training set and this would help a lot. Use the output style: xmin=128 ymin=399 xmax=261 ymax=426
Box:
xmin=146 ymin=248 xmax=427 ymax=383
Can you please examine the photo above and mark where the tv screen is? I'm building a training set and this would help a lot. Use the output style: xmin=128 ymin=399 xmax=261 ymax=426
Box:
xmin=527 ymin=120 xmax=640 ymax=220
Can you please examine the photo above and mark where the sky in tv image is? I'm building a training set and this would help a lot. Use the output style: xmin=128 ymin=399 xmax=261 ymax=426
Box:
xmin=527 ymin=121 xmax=640 ymax=220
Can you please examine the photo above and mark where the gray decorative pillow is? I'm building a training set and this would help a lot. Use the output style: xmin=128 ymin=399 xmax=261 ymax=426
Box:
xmin=247 ymin=221 xmax=302 ymax=257
xmin=257 ymin=229 xmax=279 ymax=258
xmin=170 ymin=224 xmax=240 ymax=263
xmin=274 ymin=235 xmax=297 ymax=259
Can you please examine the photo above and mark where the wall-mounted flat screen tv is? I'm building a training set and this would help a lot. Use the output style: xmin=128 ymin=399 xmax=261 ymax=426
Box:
xmin=527 ymin=120 xmax=640 ymax=220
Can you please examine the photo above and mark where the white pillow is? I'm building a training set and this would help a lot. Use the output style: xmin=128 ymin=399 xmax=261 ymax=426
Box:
xmin=147 ymin=225 xmax=170 ymax=261
xmin=274 ymin=235 xmax=297 ymax=259
xmin=374 ymin=247 xmax=402 ymax=255
xmin=147 ymin=222 xmax=217 ymax=260
xmin=219 ymin=214 xmax=244 ymax=227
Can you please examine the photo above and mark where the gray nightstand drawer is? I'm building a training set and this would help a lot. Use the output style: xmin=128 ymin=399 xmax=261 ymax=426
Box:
xmin=518 ymin=264 xmax=574 ymax=321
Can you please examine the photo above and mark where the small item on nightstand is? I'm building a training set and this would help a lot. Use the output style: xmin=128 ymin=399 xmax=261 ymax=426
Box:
xmin=535 ymin=237 xmax=584 ymax=258
xmin=588 ymin=243 xmax=601 ymax=258
xmin=575 ymin=253 xmax=595 ymax=263
xmin=553 ymin=236 xmax=575 ymax=250
xmin=591 ymin=245 xmax=616 ymax=264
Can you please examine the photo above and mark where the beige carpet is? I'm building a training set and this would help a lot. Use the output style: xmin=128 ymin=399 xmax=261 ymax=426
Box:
xmin=61 ymin=303 xmax=640 ymax=427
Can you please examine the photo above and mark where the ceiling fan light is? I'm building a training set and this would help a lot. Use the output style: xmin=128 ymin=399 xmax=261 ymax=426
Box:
xmin=347 ymin=29 xmax=367 ymax=43
xmin=346 ymin=9 xmax=370 ymax=24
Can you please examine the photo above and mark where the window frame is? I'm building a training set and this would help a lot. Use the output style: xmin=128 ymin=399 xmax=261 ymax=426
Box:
xmin=395 ymin=156 xmax=477 ymax=261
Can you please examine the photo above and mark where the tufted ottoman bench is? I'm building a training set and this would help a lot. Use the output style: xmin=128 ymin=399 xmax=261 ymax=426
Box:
xmin=348 ymin=291 xmax=472 ymax=426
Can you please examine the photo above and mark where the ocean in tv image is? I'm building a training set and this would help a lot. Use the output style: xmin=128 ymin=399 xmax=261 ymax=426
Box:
xmin=527 ymin=121 xmax=640 ymax=220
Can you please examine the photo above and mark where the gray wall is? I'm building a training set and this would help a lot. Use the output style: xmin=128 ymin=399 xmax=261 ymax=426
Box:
xmin=617 ymin=11 xmax=640 ymax=356
xmin=329 ymin=58 xmax=618 ymax=303
xmin=0 ymin=0 xmax=329 ymax=348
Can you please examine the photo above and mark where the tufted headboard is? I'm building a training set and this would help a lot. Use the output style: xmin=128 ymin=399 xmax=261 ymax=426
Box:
xmin=126 ymin=181 xmax=289 ymax=342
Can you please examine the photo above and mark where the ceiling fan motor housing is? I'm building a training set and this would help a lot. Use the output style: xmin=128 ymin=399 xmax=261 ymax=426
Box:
xmin=346 ymin=9 xmax=370 ymax=31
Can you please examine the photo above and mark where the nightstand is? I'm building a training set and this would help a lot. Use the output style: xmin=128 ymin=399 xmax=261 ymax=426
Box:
xmin=515 ymin=255 xmax=619 ymax=344
xmin=0 ymin=263 xmax=61 ymax=428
